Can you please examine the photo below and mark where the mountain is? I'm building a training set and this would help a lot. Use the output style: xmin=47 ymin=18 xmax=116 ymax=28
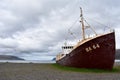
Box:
xmin=115 ymin=49 xmax=120 ymax=59
xmin=0 ymin=55 xmax=24 ymax=60
xmin=52 ymin=58 xmax=56 ymax=61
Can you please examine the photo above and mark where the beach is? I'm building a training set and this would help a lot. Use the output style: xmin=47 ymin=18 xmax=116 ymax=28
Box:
xmin=0 ymin=62 xmax=120 ymax=80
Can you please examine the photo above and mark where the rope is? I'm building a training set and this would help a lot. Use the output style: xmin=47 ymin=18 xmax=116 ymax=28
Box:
xmin=84 ymin=19 xmax=97 ymax=35
xmin=64 ymin=17 xmax=80 ymax=45
xmin=86 ymin=17 xmax=112 ymax=30
xmin=68 ymin=17 xmax=79 ymax=30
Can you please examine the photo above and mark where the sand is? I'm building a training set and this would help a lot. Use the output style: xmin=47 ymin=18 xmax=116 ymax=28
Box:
xmin=0 ymin=63 xmax=120 ymax=80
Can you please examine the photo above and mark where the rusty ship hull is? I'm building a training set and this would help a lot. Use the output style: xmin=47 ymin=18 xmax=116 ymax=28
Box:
xmin=56 ymin=32 xmax=115 ymax=70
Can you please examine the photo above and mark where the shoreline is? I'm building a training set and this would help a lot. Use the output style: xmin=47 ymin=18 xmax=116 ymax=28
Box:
xmin=0 ymin=62 xmax=120 ymax=80
xmin=0 ymin=59 xmax=119 ymax=63
xmin=0 ymin=60 xmax=55 ymax=63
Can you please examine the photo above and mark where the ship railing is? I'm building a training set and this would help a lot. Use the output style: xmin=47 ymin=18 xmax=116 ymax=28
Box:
xmin=56 ymin=53 xmax=66 ymax=61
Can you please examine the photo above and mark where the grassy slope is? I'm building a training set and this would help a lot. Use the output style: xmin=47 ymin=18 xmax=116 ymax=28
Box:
xmin=52 ymin=63 xmax=120 ymax=73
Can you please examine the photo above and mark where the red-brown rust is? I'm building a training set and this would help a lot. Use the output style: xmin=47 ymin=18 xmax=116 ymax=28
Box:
xmin=56 ymin=32 xmax=115 ymax=70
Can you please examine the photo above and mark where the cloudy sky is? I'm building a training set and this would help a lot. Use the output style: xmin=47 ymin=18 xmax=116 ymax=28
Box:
xmin=0 ymin=0 xmax=120 ymax=60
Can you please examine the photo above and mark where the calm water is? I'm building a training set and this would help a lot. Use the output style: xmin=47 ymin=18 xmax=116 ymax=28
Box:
xmin=115 ymin=59 xmax=120 ymax=62
xmin=0 ymin=60 xmax=119 ymax=63
xmin=0 ymin=60 xmax=55 ymax=63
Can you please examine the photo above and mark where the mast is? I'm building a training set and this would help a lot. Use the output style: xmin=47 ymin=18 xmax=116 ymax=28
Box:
xmin=80 ymin=7 xmax=85 ymax=40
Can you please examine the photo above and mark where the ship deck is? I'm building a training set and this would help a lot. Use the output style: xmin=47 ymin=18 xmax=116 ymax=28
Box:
xmin=73 ymin=31 xmax=114 ymax=50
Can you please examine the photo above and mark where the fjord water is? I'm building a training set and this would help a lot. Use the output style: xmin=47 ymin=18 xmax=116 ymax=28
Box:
xmin=0 ymin=60 xmax=55 ymax=63
xmin=0 ymin=60 xmax=119 ymax=63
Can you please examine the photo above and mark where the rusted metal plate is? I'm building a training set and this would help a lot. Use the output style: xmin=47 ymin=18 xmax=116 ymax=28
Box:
xmin=56 ymin=32 xmax=115 ymax=70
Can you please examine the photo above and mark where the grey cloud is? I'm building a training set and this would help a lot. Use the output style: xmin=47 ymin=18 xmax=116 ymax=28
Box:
xmin=0 ymin=0 xmax=120 ymax=60
xmin=0 ymin=0 xmax=72 ymax=38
